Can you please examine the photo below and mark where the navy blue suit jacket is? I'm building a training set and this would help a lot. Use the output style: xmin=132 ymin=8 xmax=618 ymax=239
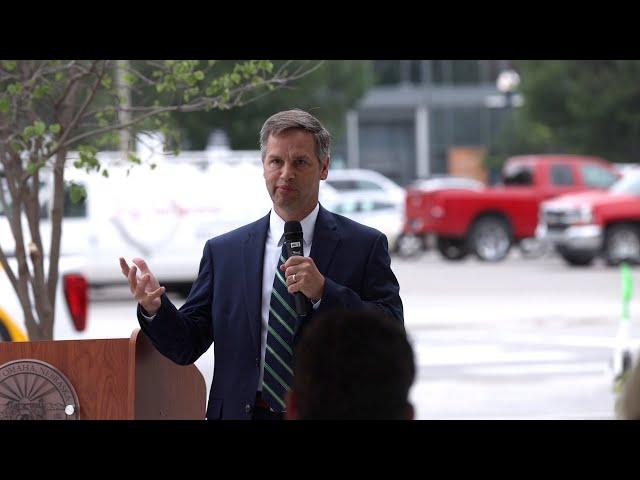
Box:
xmin=137 ymin=204 xmax=403 ymax=419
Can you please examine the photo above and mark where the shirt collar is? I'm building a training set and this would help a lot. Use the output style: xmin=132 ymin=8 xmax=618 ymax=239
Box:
xmin=269 ymin=203 xmax=320 ymax=247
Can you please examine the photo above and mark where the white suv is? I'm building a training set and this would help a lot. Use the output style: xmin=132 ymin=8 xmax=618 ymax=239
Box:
xmin=324 ymin=168 xmax=405 ymax=204
xmin=322 ymin=169 xmax=405 ymax=252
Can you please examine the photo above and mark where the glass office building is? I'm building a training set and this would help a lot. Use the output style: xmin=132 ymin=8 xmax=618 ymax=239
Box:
xmin=345 ymin=60 xmax=520 ymax=185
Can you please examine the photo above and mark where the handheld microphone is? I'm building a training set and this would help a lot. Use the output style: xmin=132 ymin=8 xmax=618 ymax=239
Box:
xmin=284 ymin=220 xmax=310 ymax=317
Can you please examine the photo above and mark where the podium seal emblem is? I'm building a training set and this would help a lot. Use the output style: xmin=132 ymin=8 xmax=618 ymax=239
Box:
xmin=0 ymin=359 xmax=80 ymax=420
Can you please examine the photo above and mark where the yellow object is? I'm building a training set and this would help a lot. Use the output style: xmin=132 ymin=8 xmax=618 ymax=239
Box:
xmin=0 ymin=305 xmax=29 ymax=342
xmin=0 ymin=262 xmax=29 ymax=341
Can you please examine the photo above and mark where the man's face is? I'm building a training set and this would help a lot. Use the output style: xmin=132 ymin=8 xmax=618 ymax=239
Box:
xmin=263 ymin=129 xmax=329 ymax=219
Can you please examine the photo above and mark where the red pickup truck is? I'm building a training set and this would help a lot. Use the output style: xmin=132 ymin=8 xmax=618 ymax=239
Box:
xmin=404 ymin=155 xmax=619 ymax=261
xmin=537 ymin=170 xmax=640 ymax=266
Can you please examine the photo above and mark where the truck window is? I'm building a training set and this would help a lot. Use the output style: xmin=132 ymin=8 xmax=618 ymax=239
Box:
xmin=0 ymin=178 xmax=8 ymax=216
xmin=332 ymin=199 xmax=358 ymax=214
xmin=325 ymin=180 xmax=358 ymax=191
xmin=325 ymin=179 xmax=385 ymax=192
xmin=355 ymin=180 xmax=385 ymax=192
xmin=359 ymin=200 xmax=395 ymax=212
xmin=550 ymin=165 xmax=575 ymax=186
xmin=581 ymin=165 xmax=617 ymax=188
xmin=1 ymin=177 xmax=86 ymax=219
xmin=62 ymin=183 xmax=87 ymax=218
xmin=0 ymin=178 xmax=38 ymax=217
xmin=38 ymin=182 xmax=88 ymax=219
xmin=502 ymin=164 xmax=533 ymax=186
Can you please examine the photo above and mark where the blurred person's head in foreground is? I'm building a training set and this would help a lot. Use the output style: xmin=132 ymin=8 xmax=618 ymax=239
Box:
xmin=285 ymin=308 xmax=415 ymax=420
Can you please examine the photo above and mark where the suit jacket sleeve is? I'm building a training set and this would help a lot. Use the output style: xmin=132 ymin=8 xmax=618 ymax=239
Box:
xmin=136 ymin=240 xmax=214 ymax=365
xmin=317 ymin=232 xmax=403 ymax=323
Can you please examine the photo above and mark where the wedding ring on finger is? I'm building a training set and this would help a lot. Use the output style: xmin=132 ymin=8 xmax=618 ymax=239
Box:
xmin=293 ymin=273 xmax=297 ymax=282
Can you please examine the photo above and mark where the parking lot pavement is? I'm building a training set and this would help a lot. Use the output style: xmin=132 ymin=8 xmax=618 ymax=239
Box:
xmin=392 ymin=250 xmax=624 ymax=328
xmin=407 ymin=325 xmax=619 ymax=419
xmin=392 ymin=251 xmax=636 ymax=419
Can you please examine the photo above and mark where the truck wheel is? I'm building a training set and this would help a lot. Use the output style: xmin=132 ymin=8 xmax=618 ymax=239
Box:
xmin=436 ymin=237 xmax=468 ymax=261
xmin=605 ymin=224 xmax=640 ymax=265
xmin=469 ymin=216 xmax=512 ymax=262
xmin=560 ymin=251 xmax=595 ymax=266
xmin=396 ymin=233 xmax=424 ymax=258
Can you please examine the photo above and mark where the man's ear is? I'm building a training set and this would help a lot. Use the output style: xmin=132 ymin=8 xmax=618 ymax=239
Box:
xmin=284 ymin=390 xmax=299 ymax=420
xmin=320 ymin=156 xmax=330 ymax=180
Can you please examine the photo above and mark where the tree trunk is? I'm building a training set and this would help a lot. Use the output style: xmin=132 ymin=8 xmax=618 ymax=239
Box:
xmin=44 ymin=149 xmax=67 ymax=339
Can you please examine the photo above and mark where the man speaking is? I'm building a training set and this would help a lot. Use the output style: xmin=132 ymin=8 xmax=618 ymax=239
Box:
xmin=119 ymin=109 xmax=403 ymax=420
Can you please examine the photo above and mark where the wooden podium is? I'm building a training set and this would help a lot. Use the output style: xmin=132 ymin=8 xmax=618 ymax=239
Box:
xmin=0 ymin=329 xmax=206 ymax=419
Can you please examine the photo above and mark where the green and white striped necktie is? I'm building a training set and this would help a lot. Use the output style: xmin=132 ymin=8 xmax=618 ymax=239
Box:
xmin=261 ymin=243 xmax=297 ymax=413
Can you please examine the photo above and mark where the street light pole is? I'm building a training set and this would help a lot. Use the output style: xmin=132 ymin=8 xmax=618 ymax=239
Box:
xmin=496 ymin=69 xmax=521 ymax=159
xmin=116 ymin=60 xmax=131 ymax=161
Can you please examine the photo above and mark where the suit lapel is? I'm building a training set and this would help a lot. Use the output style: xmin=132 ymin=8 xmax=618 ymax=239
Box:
xmin=310 ymin=204 xmax=340 ymax=277
xmin=242 ymin=212 xmax=270 ymax=351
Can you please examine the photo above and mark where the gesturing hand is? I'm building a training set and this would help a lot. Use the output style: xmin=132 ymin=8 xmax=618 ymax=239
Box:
xmin=119 ymin=257 xmax=165 ymax=316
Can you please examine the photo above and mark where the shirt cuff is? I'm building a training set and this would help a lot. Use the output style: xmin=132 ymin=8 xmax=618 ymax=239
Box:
xmin=139 ymin=305 xmax=156 ymax=321
xmin=311 ymin=298 xmax=322 ymax=310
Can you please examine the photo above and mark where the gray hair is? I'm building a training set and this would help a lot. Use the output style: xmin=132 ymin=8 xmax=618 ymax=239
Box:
xmin=259 ymin=109 xmax=331 ymax=162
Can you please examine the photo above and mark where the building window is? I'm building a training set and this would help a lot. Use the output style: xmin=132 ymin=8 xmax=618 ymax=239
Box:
xmin=372 ymin=61 xmax=402 ymax=85
xmin=431 ymin=60 xmax=452 ymax=84
xmin=451 ymin=60 xmax=481 ymax=84
xmin=409 ymin=61 xmax=422 ymax=84
xmin=359 ymin=121 xmax=415 ymax=184
xmin=477 ymin=60 xmax=512 ymax=84
xmin=452 ymin=107 xmax=484 ymax=145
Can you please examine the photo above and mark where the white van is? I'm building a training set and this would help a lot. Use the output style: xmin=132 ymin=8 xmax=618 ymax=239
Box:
xmin=0 ymin=150 xmax=278 ymax=296
xmin=321 ymin=169 xmax=406 ymax=252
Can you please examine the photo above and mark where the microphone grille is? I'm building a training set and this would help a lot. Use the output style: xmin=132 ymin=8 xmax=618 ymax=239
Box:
xmin=284 ymin=220 xmax=303 ymax=234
